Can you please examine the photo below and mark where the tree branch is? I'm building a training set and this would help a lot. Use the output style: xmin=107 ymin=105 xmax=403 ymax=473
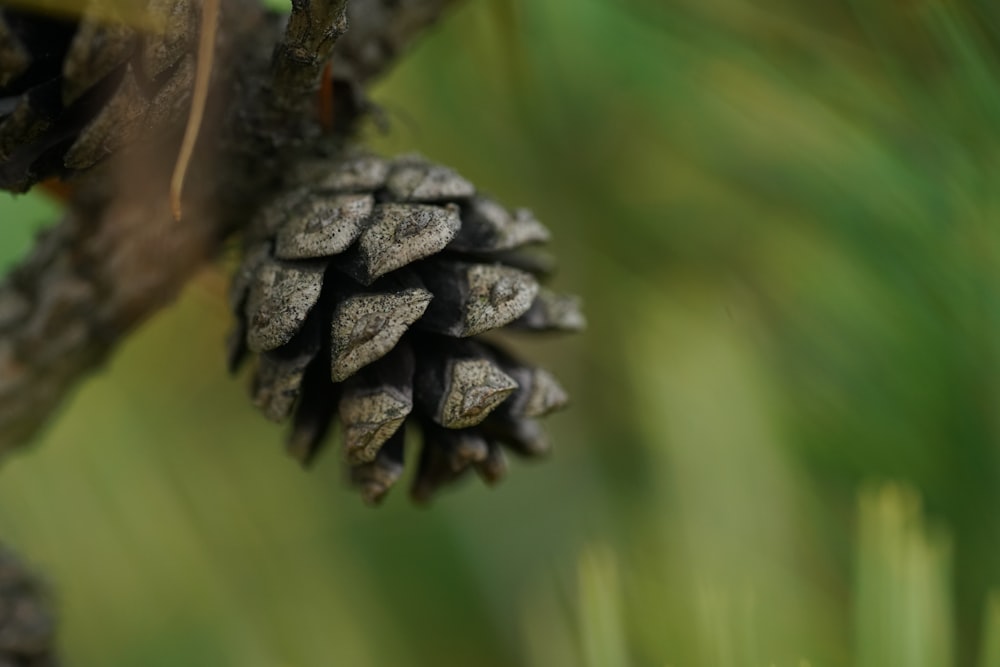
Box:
xmin=0 ymin=0 xmax=467 ymax=456
xmin=0 ymin=144 xmax=217 ymax=450
xmin=0 ymin=542 xmax=58 ymax=665
xmin=271 ymin=0 xmax=349 ymax=106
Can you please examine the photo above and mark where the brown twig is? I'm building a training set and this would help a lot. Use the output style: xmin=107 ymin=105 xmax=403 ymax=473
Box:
xmin=271 ymin=0 xmax=350 ymax=107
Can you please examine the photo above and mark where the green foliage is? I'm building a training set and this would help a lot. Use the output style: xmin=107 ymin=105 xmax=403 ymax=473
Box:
xmin=2 ymin=0 xmax=1000 ymax=664
xmin=528 ymin=484 xmax=976 ymax=667
xmin=0 ymin=192 xmax=61 ymax=272
xmin=855 ymin=486 xmax=953 ymax=667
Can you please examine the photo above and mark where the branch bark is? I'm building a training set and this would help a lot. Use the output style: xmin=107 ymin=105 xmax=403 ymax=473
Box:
xmin=272 ymin=0 xmax=349 ymax=106
xmin=0 ymin=542 xmax=59 ymax=665
xmin=0 ymin=0 xmax=463 ymax=455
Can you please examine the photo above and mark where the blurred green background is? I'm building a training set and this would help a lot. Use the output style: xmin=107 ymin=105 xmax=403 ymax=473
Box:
xmin=3 ymin=0 xmax=1000 ymax=664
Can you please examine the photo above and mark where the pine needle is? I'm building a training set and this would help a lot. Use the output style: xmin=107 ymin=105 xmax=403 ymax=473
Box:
xmin=170 ymin=0 xmax=219 ymax=221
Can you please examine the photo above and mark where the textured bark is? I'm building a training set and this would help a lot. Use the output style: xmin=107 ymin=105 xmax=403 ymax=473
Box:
xmin=0 ymin=543 xmax=58 ymax=666
xmin=0 ymin=0 xmax=463 ymax=454
xmin=0 ymin=147 xmax=215 ymax=447
xmin=272 ymin=0 xmax=349 ymax=106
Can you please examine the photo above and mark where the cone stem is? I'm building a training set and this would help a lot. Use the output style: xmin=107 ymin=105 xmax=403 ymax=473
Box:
xmin=272 ymin=0 xmax=349 ymax=107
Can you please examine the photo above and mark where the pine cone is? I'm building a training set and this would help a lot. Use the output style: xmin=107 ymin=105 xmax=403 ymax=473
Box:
xmin=0 ymin=547 xmax=58 ymax=666
xmin=229 ymin=152 xmax=584 ymax=504
xmin=0 ymin=0 xmax=197 ymax=192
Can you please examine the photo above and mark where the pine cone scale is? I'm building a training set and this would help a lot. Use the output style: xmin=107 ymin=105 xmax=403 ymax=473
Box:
xmin=416 ymin=261 xmax=539 ymax=337
xmin=510 ymin=288 xmax=586 ymax=332
xmin=449 ymin=197 xmax=551 ymax=253
xmin=329 ymin=282 xmax=431 ymax=382
xmin=415 ymin=354 xmax=518 ymax=430
xmin=294 ymin=154 xmax=389 ymax=192
xmin=343 ymin=202 xmax=460 ymax=284
xmin=274 ymin=193 xmax=374 ymax=260
xmin=474 ymin=441 xmax=508 ymax=485
xmin=385 ymin=158 xmax=474 ymax=202
xmin=252 ymin=343 xmax=319 ymax=422
xmin=287 ymin=363 xmax=339 ymax=465
xmin=245 ymin=260 xmax=325 ymax=353
xmin=497 ymin=365 xmax=569 ymax=419
xmin=350 ymin=428 xmax=405 ymax=506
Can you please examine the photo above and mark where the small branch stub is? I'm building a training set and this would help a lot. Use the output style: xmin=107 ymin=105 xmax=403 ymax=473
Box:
xmin=272 ymin=0 xmax=350 ymax=106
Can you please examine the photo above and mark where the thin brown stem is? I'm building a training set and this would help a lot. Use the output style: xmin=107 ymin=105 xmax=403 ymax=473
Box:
xmin=171 ymin=0 xmax=221 ymax=221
